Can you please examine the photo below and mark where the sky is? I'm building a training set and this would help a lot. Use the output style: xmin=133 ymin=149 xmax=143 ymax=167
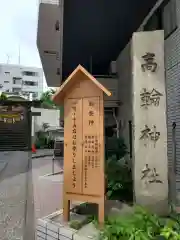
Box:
xmin=0 ymin=0 xmax=48 ymax=89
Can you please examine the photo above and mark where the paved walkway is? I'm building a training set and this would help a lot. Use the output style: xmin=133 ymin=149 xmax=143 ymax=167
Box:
xmin=0 ymin=152 xmax=11 ymax=174
xmin=0 ymin=152 xmax=64 ymax=239
xmin=32 ymin=149 xmax=53 ymax=159
xmin=0 ymin=151 xmax=32 ymax=240
xmin=32 ymin=156 xmax=63 ymax=220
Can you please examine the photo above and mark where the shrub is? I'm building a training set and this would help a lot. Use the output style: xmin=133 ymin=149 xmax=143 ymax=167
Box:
xmin=0 ymin=93 xmax=7 ymax=101
xmin=105 ymin=136 xmax=132 ymax=202
xmin=35 ymin=130 xmax=47 ymax=149
xmin=99 ymin=207 xmax=180 ymax=240
xmin=105 ymin=136 xmax=127 ymax=160
xmin=105 ymin=155 xmax=133 ymax=202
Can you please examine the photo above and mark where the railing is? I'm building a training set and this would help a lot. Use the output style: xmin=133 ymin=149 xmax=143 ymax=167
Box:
xmin=94 ymin=74 xmax=117 ymax=79
xmin=39 ymin=0 xmax=59 ymax=5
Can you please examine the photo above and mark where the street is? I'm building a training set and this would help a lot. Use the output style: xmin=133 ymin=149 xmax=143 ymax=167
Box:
xmin=32 ymin=156 xmax=63 ymax=220
xmin=0 ymin=151 xmax=64 ymax=239
xmin=0 ymin=151 xmax=32 ymax=240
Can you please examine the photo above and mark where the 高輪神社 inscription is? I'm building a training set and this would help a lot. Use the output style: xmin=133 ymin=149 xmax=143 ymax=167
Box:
xmin=139 ymin=53 xmax=161 ymax=148
xmin=140 ymin=88 xmax=163 ymax=108
xmin=141 ymin=164 xmax=163 ymax=187
xmin=140 ymin=125 xmax=160 ymax=147
xmin=132 ymin=31 xmax=168 ymax=214
xmin=141 ymin=52 xmax=157 ymax=72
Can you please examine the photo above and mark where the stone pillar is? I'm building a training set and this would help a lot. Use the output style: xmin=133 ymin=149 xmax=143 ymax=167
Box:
xmin=132 ymin=30 xmax=168 ymax=215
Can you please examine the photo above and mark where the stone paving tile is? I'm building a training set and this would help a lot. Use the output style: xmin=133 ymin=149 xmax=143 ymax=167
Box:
xmin=0 ymin=151 xmax=31 ymax=240
xmin=32 ymin=157 xmax=63 ymax=220
xmin=0 ymin=172 xmax=26 ymax=240
xmin=32 ymin=149 xmax=53 ymax=159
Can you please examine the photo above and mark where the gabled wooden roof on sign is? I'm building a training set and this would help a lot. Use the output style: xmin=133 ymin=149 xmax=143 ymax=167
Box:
xmin=52 ymin=64 xmax=111 ymax=104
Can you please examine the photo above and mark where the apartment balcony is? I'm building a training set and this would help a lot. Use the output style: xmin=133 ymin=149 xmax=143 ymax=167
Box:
xmin=37 ymin=0 xmax=64 ymax=87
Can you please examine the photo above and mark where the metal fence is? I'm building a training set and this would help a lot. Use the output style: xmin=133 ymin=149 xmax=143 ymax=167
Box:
xmin=169 ymin=122 xmax=178 ymax=206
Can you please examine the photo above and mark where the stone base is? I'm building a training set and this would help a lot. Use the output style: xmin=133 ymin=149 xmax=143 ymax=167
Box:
xmin=36 ymin=201 xmax=133 ymax=240
xmin=135 ymin=196 xmax=169 ymax=216
xmin=36 ymin=210 xmax=99 ymax=240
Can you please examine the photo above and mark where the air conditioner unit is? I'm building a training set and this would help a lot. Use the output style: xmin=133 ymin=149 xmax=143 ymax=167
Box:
xmin=110 ymin=61 xmax=117 ymax=75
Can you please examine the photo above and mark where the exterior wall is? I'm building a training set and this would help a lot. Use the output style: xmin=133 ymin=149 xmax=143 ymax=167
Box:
xmin=0 ymin=64 xmax=44 ymax=99
xmin=164 ymin=1 xmax=180 ymax=173
xmin=97 ymin=77 xmax=119 ymax=107
xmin=31 ymin=107 xmax=60 ymax=134
xmin=115 ymin=0 xmax=167 ymax=150
xmin=37 ymin=0 xmax=64 ymax=87
xmin=116 ymin=42 xmax=132 ymax=150
xmin=137 ymin=0 xmax=180 ymax=176
xmin=116 ymin=0 xmax=180 ymax=197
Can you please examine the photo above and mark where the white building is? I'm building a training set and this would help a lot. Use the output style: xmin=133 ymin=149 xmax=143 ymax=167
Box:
xmin=0 ymin=64 xmax=44 ymax=100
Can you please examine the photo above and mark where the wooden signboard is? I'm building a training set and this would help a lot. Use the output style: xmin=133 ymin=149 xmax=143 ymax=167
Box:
xmin=52 ymin=65 xmax=111 ymax=224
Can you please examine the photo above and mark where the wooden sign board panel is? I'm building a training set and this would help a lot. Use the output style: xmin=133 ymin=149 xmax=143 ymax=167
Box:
xmin=64 ymin=98 xmax=82 ymax=194
xmin=82 ymin=97 xmax=104 ymax=196
xmin=63 ymin=80 xmax=105 ymax=223
xmin=52 ymin=65 xmax=111 ymax=224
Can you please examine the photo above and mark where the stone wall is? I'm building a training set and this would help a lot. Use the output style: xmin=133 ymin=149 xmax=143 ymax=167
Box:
xmin=132 ymin=30 xmax=168 ymax=215
xmin=116 ymin=0 xmax=180 ymax=195
xmin=116 ymin=42 xmax=132 ymax=150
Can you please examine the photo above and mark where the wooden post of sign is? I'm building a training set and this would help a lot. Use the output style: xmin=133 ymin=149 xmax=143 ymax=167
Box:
xmin=52 ymin=65 xmax=111 ymax=224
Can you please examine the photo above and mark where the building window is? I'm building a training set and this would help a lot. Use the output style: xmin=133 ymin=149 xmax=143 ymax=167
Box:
xmin=12 ymin=88 xmax=21 ymax=93
xmin=13 ymin=77 xmax=22 ymax=85
xmin=4 ymin=81 xmax=9 ymax=83
xmin=144 ymin=12 xmax=161 ymax=31
xmin=22 ymin=91 xmax=29 ymax=96
xmin=144 ymin=0 xmax=177 ymax=38
xmin=144 ymin=9 xmax=162 ymax=31
xmin=56 ymin=68 xmax=60 ymax=75
xmin=4 ymin=72 xmax=10 ymax=75
xmin=55 ymin=20 xmax=60 ymax=31
xmin=23 ymin=81 xmax=38 ymax=86
xmin=32 ymin=92 xmax=38 ymax=98
xmin=22 ymin=71 xmax=38 ymax=77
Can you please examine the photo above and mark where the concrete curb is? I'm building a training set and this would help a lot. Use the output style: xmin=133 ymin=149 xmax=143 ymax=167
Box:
xmin=32 ymin=154 xmax=53 ymax=159
xmin=37 ymin=209 xmax=99 ymax=240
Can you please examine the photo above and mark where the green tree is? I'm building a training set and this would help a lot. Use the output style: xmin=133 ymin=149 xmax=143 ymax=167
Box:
xmin=0 ymin=93 xmax=8 ymax=101
xmin=40 ymin=89 xmax=64 ymax=117
xmin=40 ymin=89 xmax=56 ymax=109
